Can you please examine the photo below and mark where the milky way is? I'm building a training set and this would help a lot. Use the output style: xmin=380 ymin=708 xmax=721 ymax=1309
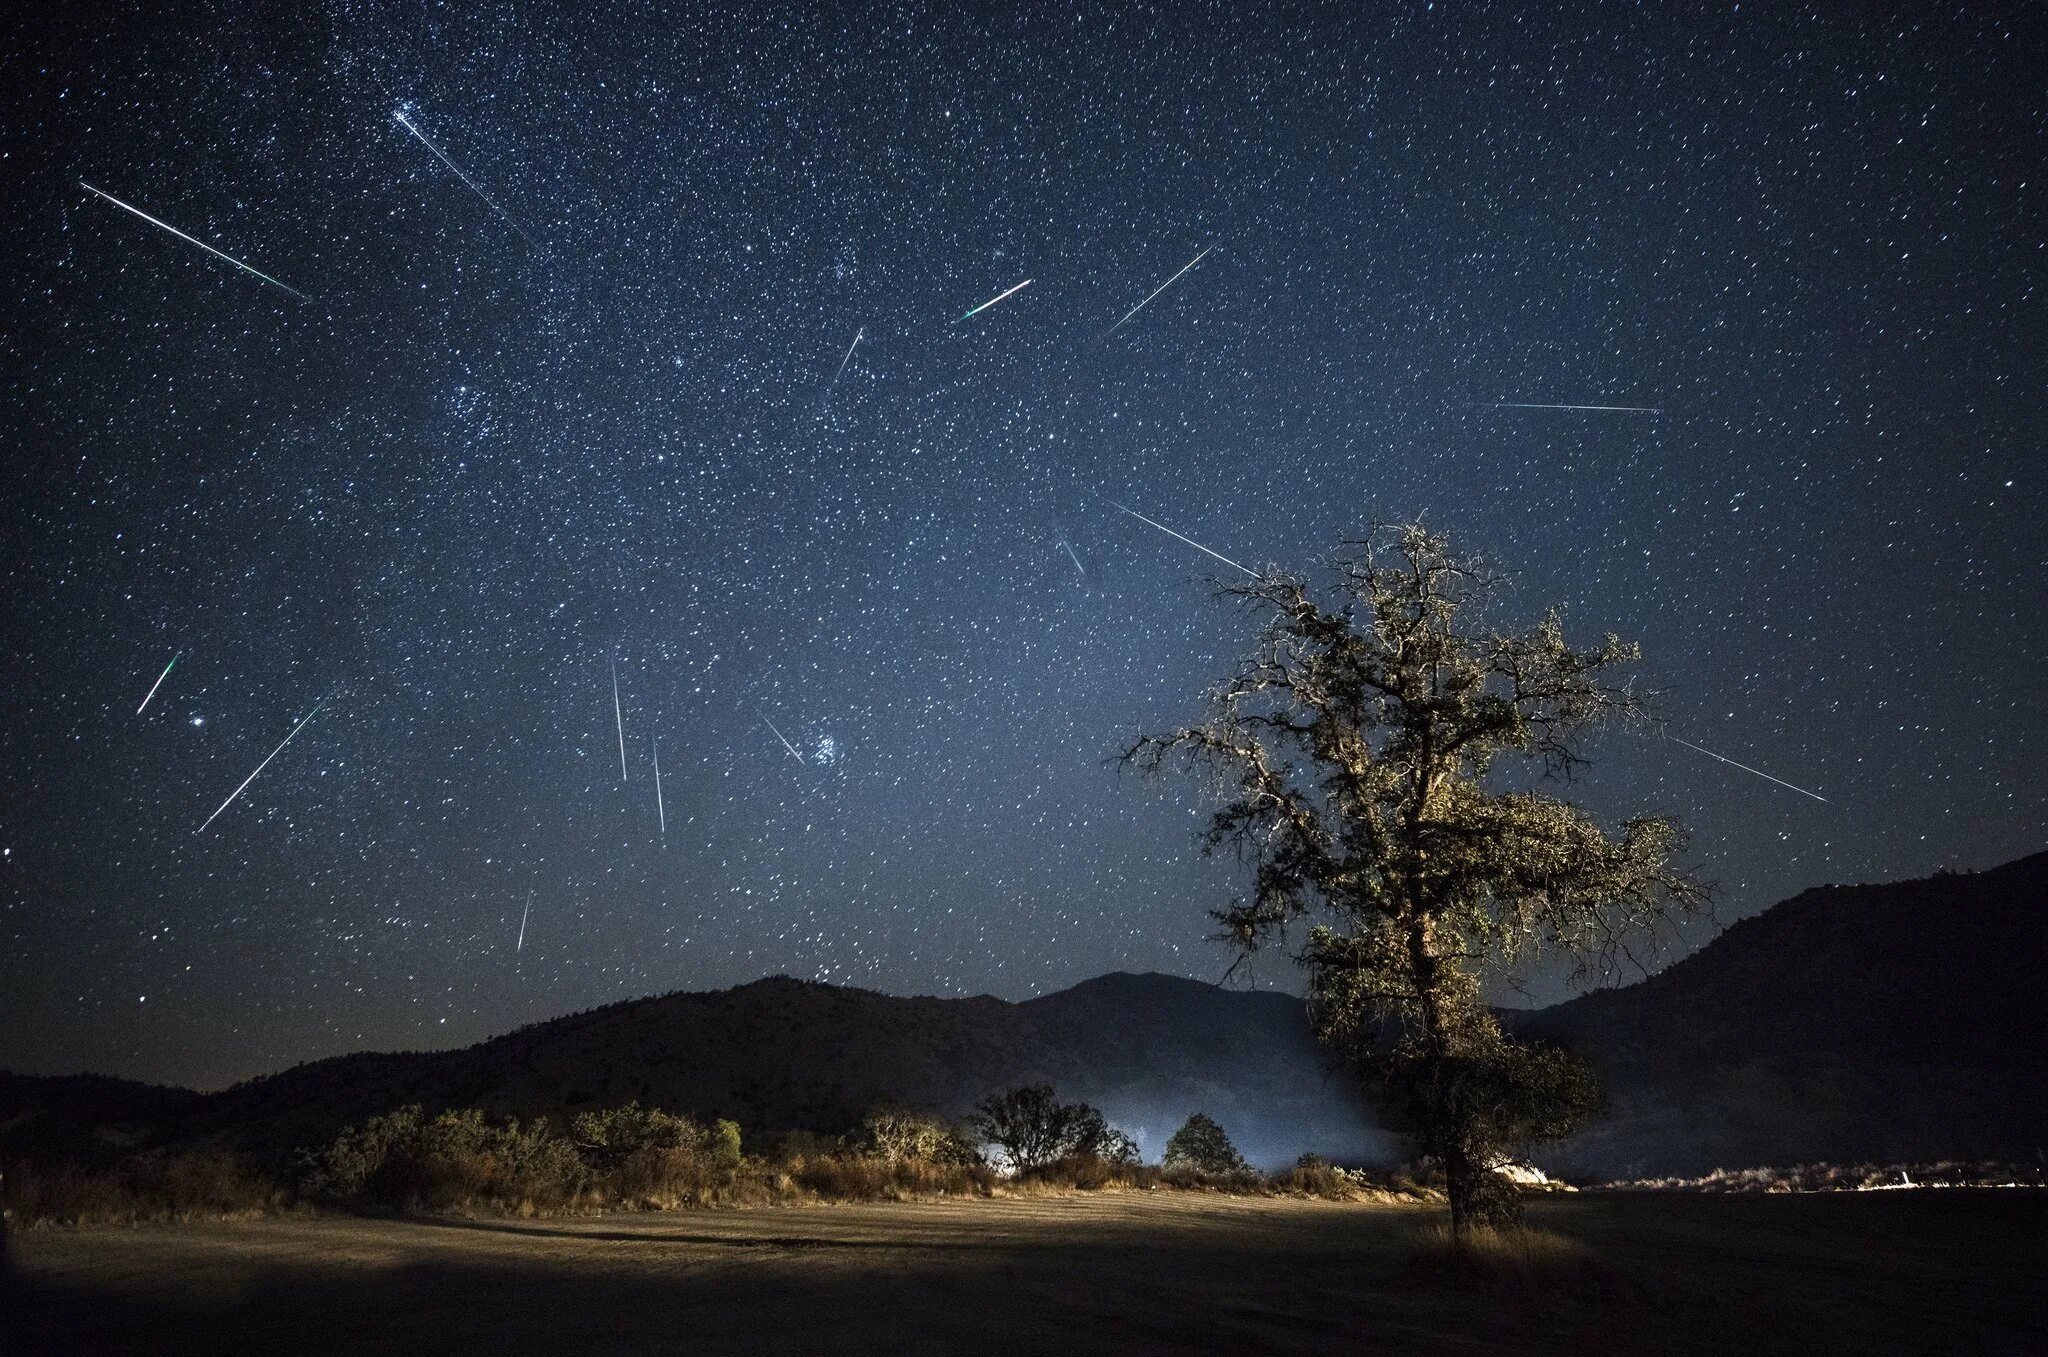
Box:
xmin=2 ymin=3 xmax=2041 ymax=1088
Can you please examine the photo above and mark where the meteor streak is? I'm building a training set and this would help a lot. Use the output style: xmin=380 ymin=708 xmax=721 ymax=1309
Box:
xmin=1098 ymin=495 xmax=1259 ymax=579
xmin=833 ymin=327 xmax=864 ymax=383
xmin=610 ymin=657 xmax=629 ymax=782
xmin=651 ymin=732 xmax=667 ymax=836
xmin=517 ymin=891 xmax=531 ymax=953
xmin=1107 ymin=245 xmax=1213 ymax=335
xmin=1666 ymin=734 xmax=1828 ymax=804
xmin=956 ymin=278 xmax=1032 ymax=323
xmin=196 ymin=693 xmax=330 ymax=833
xmin=78 ymin=182 xmax=310 ymax=302
xmin=137 ymin=653 xmax=180 ymax=716
xmin=1481 ymin=401 xmax=1662 ymax=414
xmin=392 ymin=108 xmax=535 ymax=246
xmin=761 ymin=712 xmax=806 ymax=763
xmin=1057 ymin=538 xmax=1087 ymax=579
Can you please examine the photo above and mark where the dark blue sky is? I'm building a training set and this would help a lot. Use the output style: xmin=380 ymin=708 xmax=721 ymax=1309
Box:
xmin=3 ymin=1 xmax=2041 ymax=1089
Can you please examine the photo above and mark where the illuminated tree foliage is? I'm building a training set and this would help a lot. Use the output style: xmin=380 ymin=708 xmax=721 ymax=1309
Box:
xmin=1127 ymin=523 xmax=1706 ymax=1234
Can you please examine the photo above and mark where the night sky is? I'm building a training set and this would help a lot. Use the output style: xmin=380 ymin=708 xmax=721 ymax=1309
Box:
xmin=3 ymin=3 xmax=2041 ymax=1091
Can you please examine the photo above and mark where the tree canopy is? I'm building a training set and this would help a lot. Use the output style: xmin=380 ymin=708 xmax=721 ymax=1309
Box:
xmin=1127 ymin=523 xmax=1706 ymax=1232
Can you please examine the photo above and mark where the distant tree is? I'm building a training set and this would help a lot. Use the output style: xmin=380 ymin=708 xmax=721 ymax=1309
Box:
xmin=1163 ymin=1113 xmax=1247 ymax=1175
xmin=970 ymin=1085 xmax=1131 ymax=1173
xmin=1125 ymin=523 xmax=1706 ymax=1237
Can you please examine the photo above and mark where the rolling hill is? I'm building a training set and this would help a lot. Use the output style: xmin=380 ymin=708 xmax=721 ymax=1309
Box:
xmin=6 ymin=853 xmax=2043 ymax=1178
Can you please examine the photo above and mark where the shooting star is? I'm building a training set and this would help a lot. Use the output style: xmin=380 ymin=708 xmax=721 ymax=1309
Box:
xmin=832 ymin=327 xmax=864 ymax=383
xmin=137 ymin=652 xmax=180 ymax=716
xmin=651 ymin=732 xmax=667 ymax=837
xmin=392 ymin=107 xmax=536 ymax=246
xmin=761 ymin=712 xmax=806 ymax=764
xmin=610 ymin=657 xmax=629 ymax=783
xmin=1481 ymin=401 xmax=1662 ymax=414
xmin=1098 ymin=495 xmax=1259 ymax=579
xmin=517 ymin=891 xmax=531 ymax=953
xmin=196 ymin=693 xmax=330 ymax=833
xmin=1056 ymin=538 xmax=1087 ymax=580
xmin=1666 ymin=734 xmax=1828 ymax=804
xmin=956 ymin=278 xmax=1032 ymax=323
xmin=1107 ymin=244 xmax=1213 ymax=335
xmin=78 ymin=182 xmax=310 ymax=302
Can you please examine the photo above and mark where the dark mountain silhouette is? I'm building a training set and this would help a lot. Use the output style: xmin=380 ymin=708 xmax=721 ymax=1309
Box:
xmin=0 ymin=1071 xmax=199 ymax=1165
xmin=1517 ymin=851 xmax=2048 ymax=1177
xmin=6 ymin=854 xmax=2042 ymax=1178
xmin=152 ymin=971 xmax=1385 ymax=1169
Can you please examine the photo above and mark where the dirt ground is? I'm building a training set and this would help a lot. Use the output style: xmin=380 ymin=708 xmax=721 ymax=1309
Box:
xmin=7 ymin=1189 xmax=2045 ymax=1355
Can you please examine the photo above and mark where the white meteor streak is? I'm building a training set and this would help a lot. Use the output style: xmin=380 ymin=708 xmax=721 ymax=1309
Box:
xmin=197 ymin=694 xmax=329 ymax=833
xmin=1107 ymin=245 xmax=1213 ymax=335
xmin=137 ymin=652 xmax=180 ymax=715
xmin=833 ymin=327 xmax=864 ymax=383
xmin=79 ymin=182 xmax=310 ymax=302
xmin=1099 ymin=496 xmax=1259 ymax=579
xmin=1482 ymin=401 xmax=1662 ymax=414
xmin=1057 ymin=539 xmax=1086 ymax=578
xmin=610 ymin=657 xmax=629 ymax=783
xmin=392 ymin=108 xmax=535 ymax=246
xmin=1666 ymin=734 xmax=1828 ymax=803
xmin=761 ymin=713 xmax=806 ymax=764
xmin=651 ymin=732 xmax=667 ymax=836
xmin=957 ymin=278 xmax=1032 ymax=323
xmin=517 ymin=891 xmax=531 ymax=953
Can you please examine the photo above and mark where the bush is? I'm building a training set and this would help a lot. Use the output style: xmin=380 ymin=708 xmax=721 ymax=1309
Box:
xmin=4 ymin=1150 xmax=280 ymax=1227
xmin=1163 ymin=1113 xmax=1247 ymax=1175
xmin=298 ymin=1105 xmax=584 ymax=1213
xmin=857 ymin=1109 xmax=983 ymax=1167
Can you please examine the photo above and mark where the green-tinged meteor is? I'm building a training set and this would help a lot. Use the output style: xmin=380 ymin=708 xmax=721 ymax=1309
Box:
xmin=956 ymin=277 xmax=1032 ymax=323
xmin=137 ymin=652 xmax=180 ymax=716
xmin=80 ymin=182 xmax=311 ymax=302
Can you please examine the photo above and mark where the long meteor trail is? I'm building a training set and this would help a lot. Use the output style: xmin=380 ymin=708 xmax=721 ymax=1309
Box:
xmin=1099 ymin=496 xmax=1259 ymax=579
xmin=392 ymin=108 xmax=535 ymax=246
xmin=957 ymin=278 xmax=1032 ymax=323
xmin=761 ymin=712 xmax=806 ymax=764
xmin=651 ymin=732 xmax=667 ymax=836
xmin=1666 ymin=734 xmax=1828 ymax=803
xmin=197 ymin=694 xmax=330 ymax=833
xmin=1107 ymin=245 xmax=1213 ymax=335
xmin=833 ymin=327 xmax=864 ymax=383
xmin=1482 ymin=401 xmax=1662 ymax=414
xmin=137 ymin=653 xmax=180 ymax=716
xmin=79 ymin=182 xmax=310 ymax=302
xmin=610 ymin=657 xmax=629 ymax=782
xmin=517 ymin=891 xmax=532 ymax=953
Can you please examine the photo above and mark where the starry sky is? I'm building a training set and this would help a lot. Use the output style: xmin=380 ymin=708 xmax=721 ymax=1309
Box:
xmin=3 ymin=2 xmax=2042 ymax=1091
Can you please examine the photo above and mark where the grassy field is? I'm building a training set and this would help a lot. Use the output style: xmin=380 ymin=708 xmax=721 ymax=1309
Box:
xmin=8 ymin=1189 xmax=2044 ymax=1354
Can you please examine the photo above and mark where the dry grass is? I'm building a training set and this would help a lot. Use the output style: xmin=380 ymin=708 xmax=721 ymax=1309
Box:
xmin=3 ymin=1151 xmax=283 ymax=1227
xmin=1408 ymin=1221 xmax=1598 ymax=1283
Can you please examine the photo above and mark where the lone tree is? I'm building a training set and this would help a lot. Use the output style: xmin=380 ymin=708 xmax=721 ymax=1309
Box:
xmin=1163 ymin=1113 xmax=1248 ymax=1175
xmin=1126 ymin=523 xmax=1705 ymax=1235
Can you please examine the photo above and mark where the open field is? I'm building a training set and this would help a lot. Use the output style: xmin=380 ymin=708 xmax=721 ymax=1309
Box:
xmin=9 ymin=1189 xmax=2045 ymax=1355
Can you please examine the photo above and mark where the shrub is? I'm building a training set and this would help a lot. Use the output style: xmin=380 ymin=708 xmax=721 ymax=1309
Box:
xmin=1163 ymin=1113 xmax=1247 ymax=1175
xmin=4 ymin=1151 xmax=280 ymax=1227
xmin=858 ymin=1109 xmax=983 ymax=1167
xmin=298 ymin=1105 xmax=584 ymax=1213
